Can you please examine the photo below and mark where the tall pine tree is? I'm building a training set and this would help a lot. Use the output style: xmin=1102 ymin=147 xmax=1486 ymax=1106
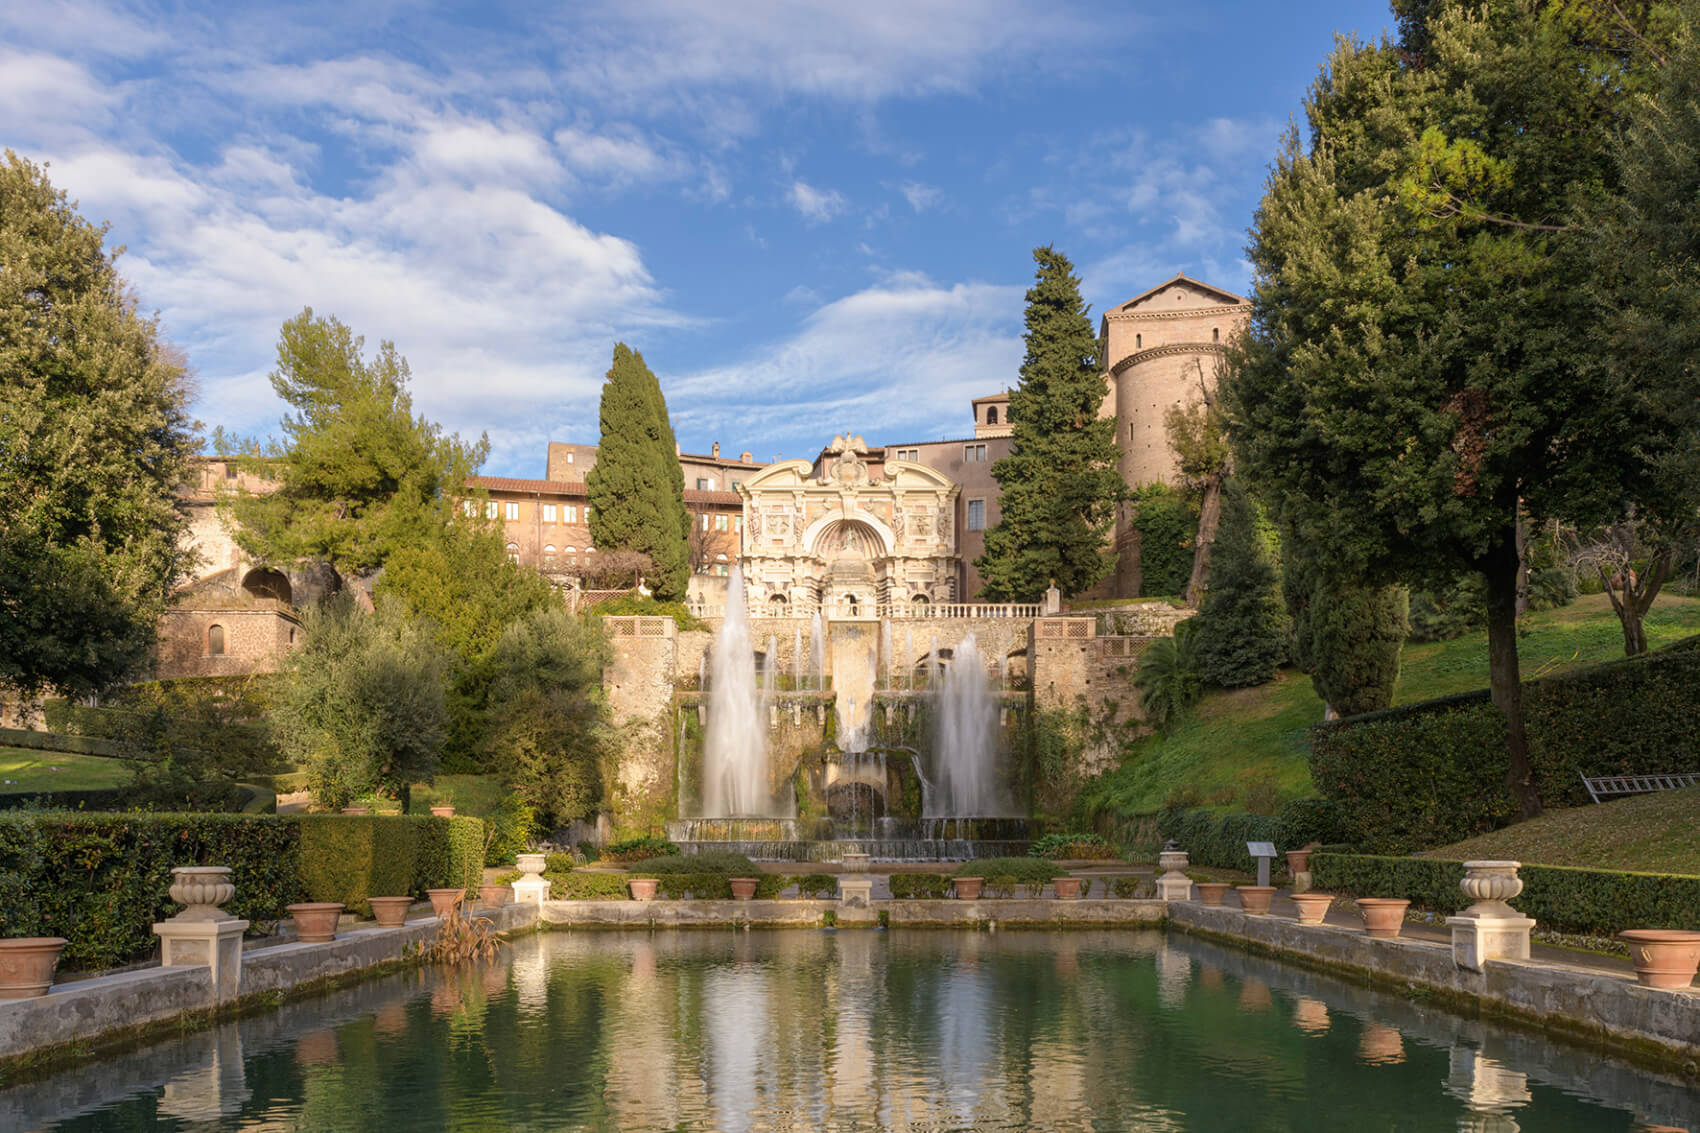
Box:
xmin=585 ymin=344 xmax=690 ymax=601
xmin=977 ymin=247 xmax=1126 ymax=600
xmin=1190 ymin=483 xmax=1286 ymax=688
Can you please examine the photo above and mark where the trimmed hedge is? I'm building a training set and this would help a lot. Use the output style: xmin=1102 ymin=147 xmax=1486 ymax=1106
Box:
xmin=952 ymin=857 xmax=1063 ymax=883
xmin=0 ymin=812 xmax=302 ymax=971
xmin=1311 ymin=642 xmax=1700 ymax=853
xmin=628 ymin=851 xmax=785 ymax=899
xmin=551 ymin=872 xmax=632 ymax=899
xmin=889 ymin=873 xmax=953 ymax=899
xmin=0 ymin=783 xmax=254 ymax=813
xmin=416 ymin=815 xmax=485 ymax=897
xmin=1156 ymin=809 xmax=1284 ymax=872
xmin=0 ymin=726 xmax=126 ymax=758
xmin=793 ymin=873 xmax=837 ymax=898
xmin=299 ymin=815 xmax=486 ymax=914
xmin=1311 ymin=853 xmax=1700 ymax=935
xmin=602 ymin=835 xmax=680 ymax=862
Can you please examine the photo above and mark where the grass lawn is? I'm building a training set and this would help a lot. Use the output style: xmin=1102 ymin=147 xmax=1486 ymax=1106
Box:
xmin=0 ymin=748 xmax=135 ymax=792
xmin=1082 ymin=592 xmax=1700 ymax=818
xmin=1426 ymin=787 xmax=1700 ymax=875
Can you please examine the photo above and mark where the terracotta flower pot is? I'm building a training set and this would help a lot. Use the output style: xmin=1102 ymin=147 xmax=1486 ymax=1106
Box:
xmin=479 ymin=883 xmax=512 ymax=907
xmin=429 ymin=805 xmax=455 ymax=818
xmin=1236 ymin=886 xmax=1276 ymax=916
xmin=1195 ymin=882 xmax=1231 ymax=907
xmin=1619 ymin=929 xmax=1700 ymax=989
xmin=367 ymin=896 xmax=413 ymax=927
xmin=340 ymin=806 xmax=370 ymax=816
xmin=1285 ymin=848 xmax=1313 ymax=875
xmin=1290 ymin=892 xmax=1335 ymax=925
xmin=1052 ymin=877 xmax=1083 ymax=900
xmin=953 ymin=877 xmax=983 ymax=900
xmin=426 ymin=888 xmax=464 ymax=918
xmin=0 ymin=937 xmax=68 ymax=999
xmin=628 ymin=878 xmax=659 ymax=901
xmin=287 ymin=902 xmax=344 ymax=943
xmin=1358 ymin=897 xmax=1411 ymax=939
xmin=729 ymin=877 xmax=759 ymax=900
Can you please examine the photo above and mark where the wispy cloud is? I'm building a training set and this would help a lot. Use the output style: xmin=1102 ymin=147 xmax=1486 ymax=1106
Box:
xmin=788 ymin=179 xmax=848 ymax=223
xmin=900 ymin=181 xmax=942 ymax=212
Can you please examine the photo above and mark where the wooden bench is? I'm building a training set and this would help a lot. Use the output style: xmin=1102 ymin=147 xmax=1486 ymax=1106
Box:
xmin=1580 ymin=772 xmax=1700 ymax=804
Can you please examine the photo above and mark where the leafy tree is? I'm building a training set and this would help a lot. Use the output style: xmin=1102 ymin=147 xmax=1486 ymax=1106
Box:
xmin=222 ymin=309 xmax=486 ymax=579
xmin=1133 ymin=617 xmax=1203 ymax=733
xmin=585 ymin=344 xmax=691 ymax=601
xmin=1127 ymin=483 xmax=1198 ymax=597
xmin=1163 ymin=358 xmax=1232 ymax=606
xmin=1223 ymin=3 xmax=1682 ymax=817
xmin=0 ymin=150 xmax=198 ymax=696
xmin=977 ymin=246 xmax=1127 ymax=600
xmin=1190 ymin=484 xmax=1286 ymax=688
xmin=272 ymin=594 xmax=449 ymax=809
xmin=481 ymin=606 xmax=610 ymax=827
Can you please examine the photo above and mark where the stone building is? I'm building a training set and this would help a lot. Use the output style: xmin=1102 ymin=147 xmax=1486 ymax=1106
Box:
xmin=738 ymin=436 xmax=962 ymax=615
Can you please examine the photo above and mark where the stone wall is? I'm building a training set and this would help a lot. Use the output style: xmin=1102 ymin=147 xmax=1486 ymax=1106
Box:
xmin=155 ymin=603 xmax=302 ymax=680
xmin=602 ymin=617 xmax=680 ymax=835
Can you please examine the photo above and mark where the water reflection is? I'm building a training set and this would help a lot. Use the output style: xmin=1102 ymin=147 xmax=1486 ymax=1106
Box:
xmin=6 ymin=929 xmax=1699 ymax=1132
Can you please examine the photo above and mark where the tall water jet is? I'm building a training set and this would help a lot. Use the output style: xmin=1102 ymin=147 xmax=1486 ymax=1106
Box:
xmin=904 ymin=627 xmax=915 ymax=689
xmin=701 ymin=567 xmax=783 ymax=817
xmin=792 ymin=626 xmax=804 ymax=689
xmin=926 ymin=633 xmax=1001 ymax=817
xmin=880 ymin=619 xmax=893 ymax=690
xmin=809 ymin=611 xmax=826 ymax=689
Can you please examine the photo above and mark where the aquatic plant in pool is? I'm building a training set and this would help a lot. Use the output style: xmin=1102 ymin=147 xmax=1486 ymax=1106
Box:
xmin=7 ymin=929 xmax=1698 ymax=1131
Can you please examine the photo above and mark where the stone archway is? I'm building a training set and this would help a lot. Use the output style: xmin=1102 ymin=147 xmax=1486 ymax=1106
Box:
xmin=241 ymin=568 xmax=292 ymax=605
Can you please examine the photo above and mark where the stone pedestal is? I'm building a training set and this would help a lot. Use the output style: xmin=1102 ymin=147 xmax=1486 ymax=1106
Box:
xmin=1155 ymin=848 xmax=1192 ymax=902
xmin=1447 ymin=860 xmax=1534 ymax=972
xmin=1291 ymin=870 xmax=1313 ymax=894
xmin=154 ymin=918 xmax=249 ymax=1002
xmin=838 ymin=878 xmax=873 ymax=908
xmin=512 ymin=877 xmax=550 ymax=905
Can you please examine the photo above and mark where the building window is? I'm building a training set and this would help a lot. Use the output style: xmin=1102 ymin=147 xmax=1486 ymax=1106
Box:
xmin=1136 ymin=333 xmax=1142 ymax=349
xmin=288 ymin=627 xmax=296 ymax=644
xmin=964 ymin=444 xmax=987 ymax=462
xmin=543 ymin=504 xmax=557 ymax=522
xmin=730 ymin=480 xmax=741 ymax=491
xmin=544 ymin=544 xmax=556 ymax=569
xmin=714 ymin=563 xmax=728 ymax=576
xmin=1213 ymin=327 xmax=1220 ymax=342
xmin=967 ymin=499 xmax=986 ymax=530
xmin=224 ymin=464 xmax=237 ymax=480
xmin=986 ymin=406 xmax=998 ymax=425
xmin=702 ymin=514 xmax=711 ymax=531
xmin=696 ymin=477 xmax=709 ymax=490
xmin=563 ymin=545 xmax=577 ymax=554
xmin=564 ymin=505 xmax=578 ymax=523
xmin=463 ymin=500 xmax=477 ymax=517
xmin=486 ymin=501 xmax=499 ymax=519
xmin=505 ymin=543 xmax=519 ymax=563
xmin=715 ymin=514 xmax=728 ymax=532
xmin=735 ymin=517 xmax=743 ymax=534
xmin=504 ymin=502 xmax=519 ymax=521
xmin=566 ymin=452 xmax=574 ymax=464
xmin=207 ymin=624 xmax=225 ymax=656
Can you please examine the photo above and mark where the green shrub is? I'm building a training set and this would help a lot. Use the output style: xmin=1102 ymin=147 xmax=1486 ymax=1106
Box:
xmin=481 ymin=794 xmax=536 ymax=866
xmin=1310 ymin=645 xmax=1700 ymax=853
xmin=1129 ymin=482 xmax=1197 ymax=597
xmin=953 ymin=857 xmax=1062 ymax=883
xmin=298 ymin=815 xmax=421 ymax=916
xmin=551 ymin=872 xmax=632 ymax=900
xmin=0 ymin=783 xmax=254 ymax=813
xmin=1111 ymin=877 xmax=1147 ymax=899
xmin=0 ymin=812 xmax=301 ymax=970
xmin=632 ymin=851 xmax=760 ymax=875
xmin=1156 ymin=809 xmax=1283 ymax=872
xmin=603 ymin=835 xmax=680 ymax=862
xmin=1028 ymin=832 xmax=1118 ymax=860
xmin=414 ymin=815 xmax=485 ymax=896
xmin=1191 ymin=484 xmax=1286 ymax=689
xmin=0 ymin=725 xmax=124 ymax=758
xmin=1310 ymin=853 xmax=1700 ymax=935
xmin=793 ymin=873 xmax=837 ymax=899
xmin=545 ymin=852 xmax=576 ymax=874
xmin=888 ymin=873 xmax=953 ymax=899
xmin=1273 ymin=797 xmax=1347 ymax=849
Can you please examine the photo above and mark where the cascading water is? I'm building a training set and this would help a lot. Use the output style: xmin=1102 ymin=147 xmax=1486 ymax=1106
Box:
xmin=880 ymin=619 xmax=893 ymax=690
xmin=925 ymin=633 xmax=1002 ymax=817
xmin=809 ymin=611 xmax=826 ymax=689
xmin=792 ymin=627 xmax=804 ymax=689
xmin=701 ymin=567 xmax=787 ymax=817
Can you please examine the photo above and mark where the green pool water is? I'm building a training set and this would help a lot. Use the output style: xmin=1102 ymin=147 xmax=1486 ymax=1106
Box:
xmin=6 ymin=929 xmax=1696 ymax=1131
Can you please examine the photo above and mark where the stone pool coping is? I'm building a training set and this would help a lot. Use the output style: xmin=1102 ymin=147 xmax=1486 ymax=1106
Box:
xmin=1167 ymin=901 xmax=1700 ymax=1073
xmin=539 ymin=897 xmax=1167 ymax=928
xmin=0 ymin=902 xmax=542 ymax=1068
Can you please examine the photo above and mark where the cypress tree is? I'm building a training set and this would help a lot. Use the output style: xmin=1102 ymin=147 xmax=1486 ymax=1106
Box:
xmin=977 ymin=246 xmax=1126 ymax=600
xmin=1310 ymin=582 xmax=1408 ymax=718
xmin=1191 ymin=483 xmax=1286 ymax=688
xmin=585 ymin=344 xmax=690 ymax=601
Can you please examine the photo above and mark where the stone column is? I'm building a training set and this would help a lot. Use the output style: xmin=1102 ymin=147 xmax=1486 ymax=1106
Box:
xmin=1446 ymin=861 xmax=1536 ymax=972
xmin=152 ymin=866 xmax=248 ymax=1003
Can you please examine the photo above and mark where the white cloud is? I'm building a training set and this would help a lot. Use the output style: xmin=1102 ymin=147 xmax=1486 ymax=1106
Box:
xmin=788 ymin=179 xmax=847 ymax=223
xmin=668 ymin=273 xmax=1023 ymax=453
xmin=900 ymin=181 xmax=942 ymax=212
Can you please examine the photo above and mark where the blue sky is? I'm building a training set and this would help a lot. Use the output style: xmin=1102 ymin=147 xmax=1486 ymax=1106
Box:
xmin=2 ymin=0 xmax=1393 ymax=477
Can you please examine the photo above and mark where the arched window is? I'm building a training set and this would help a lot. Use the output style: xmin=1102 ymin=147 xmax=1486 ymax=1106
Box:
xmin=207 ymin=624 xmax=225 ymax=656
xmin=986 ymin=406 xmax=998 ymax=425
xmin=1136 ymin=333 xmax=1142 ymax=349
xmin=1212 ymin=327 xmax=1220 ymax=343
xmin=505 ymin=542 xmax=520 ymax=563
xmin=768 ymin=594 xmax=789 ymax=616
xmin=543 ymin=544 xmax=557 ymax=570
xmin=844 ymin=594 xmax=859 ymax=616
xmin=912 ymin=593 xmax=930 ymax=610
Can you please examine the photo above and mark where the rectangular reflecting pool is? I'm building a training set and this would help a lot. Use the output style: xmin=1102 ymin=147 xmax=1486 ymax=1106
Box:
xmin=5 ymin=929 xmax=1697 ymax=1131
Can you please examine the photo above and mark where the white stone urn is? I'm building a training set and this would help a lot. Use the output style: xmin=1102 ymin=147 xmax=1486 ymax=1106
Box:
xmin=1156 ymin=846 xmax=1192 ymax=901
xmin=515 ymin=853 xmax=547 ymax=877
xmin=1459 ymin=861 xmax=1524 ymax=917
xmin=1157 ymin=850 xmax=1190 ymax=875
xmin=168 ymin=866 xmax=237 ymax=922
xmin=842 ymin=851 xmax=870 ymax=874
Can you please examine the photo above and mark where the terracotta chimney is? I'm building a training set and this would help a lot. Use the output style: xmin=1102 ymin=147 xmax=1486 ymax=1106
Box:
xmin=741 ymin=451 xmax=753 ymax=463
xmin=712 ymin=441 xmax=721 ymax=458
